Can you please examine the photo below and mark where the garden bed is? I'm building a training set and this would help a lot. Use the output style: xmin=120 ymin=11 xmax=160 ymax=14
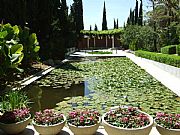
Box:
xmin=0 ymin=62 xmax=49 ymax=91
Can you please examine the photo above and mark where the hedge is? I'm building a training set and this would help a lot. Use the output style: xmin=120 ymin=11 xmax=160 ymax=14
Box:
xmin=135 ymin=50 xmax=180 ymax=68
xmin=176 ymin=45 xmax=180 ymax=56
xmin=161 ymin=45 xmax=176 ymax=54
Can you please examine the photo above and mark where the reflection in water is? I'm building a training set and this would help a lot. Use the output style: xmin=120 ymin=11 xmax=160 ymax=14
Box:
xmin=24 ymin=81 xmax=92 ymax=114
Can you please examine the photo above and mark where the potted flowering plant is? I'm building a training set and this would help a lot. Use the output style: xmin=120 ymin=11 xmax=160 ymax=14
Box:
xmin=0 ymin=90 xmax=31 ymax=134
xmin=102 ymin=106 xmax=153 ymax=135
xmin=67 ymin=109 xmax=101 ymax=135
xmin=154 ymin=112 xmax=180 ymax=135
xmin=32 ymin=109 xmax=66 ymax=135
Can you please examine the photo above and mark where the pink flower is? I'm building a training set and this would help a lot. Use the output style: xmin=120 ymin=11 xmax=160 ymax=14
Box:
xmin=68 ymin=109 xmax=100 ymax=126
xmin=34 ymin=109 xmax=64 ymax=126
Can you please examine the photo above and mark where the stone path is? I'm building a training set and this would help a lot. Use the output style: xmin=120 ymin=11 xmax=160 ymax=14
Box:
xmin=124 ymin=51 xmax=180 ymax=97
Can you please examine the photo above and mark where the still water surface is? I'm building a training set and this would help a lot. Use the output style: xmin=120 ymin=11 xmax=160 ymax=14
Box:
xmin=24 ymin=81 xmax=91 ymax=114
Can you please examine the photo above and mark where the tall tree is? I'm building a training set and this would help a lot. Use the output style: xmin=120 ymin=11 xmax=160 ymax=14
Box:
xmin=94 ymin=24 xmax=98 ymax=31
xmin=127 ymin=17 xmax=130 ymax=25
xmin=72 ymin=0 xmax=84 ymax=34
xmin=90 ymin=25 xmax=92 ymax=31
xmin=130 ymin=9 xmax=135 ymax=25
xmin=138 ymin=0 xmax=143 ymax=26
xmin=102 ymin=1 xmax=108 ymax=30
xmin=123 ymin=22 xmax=126 ymax=28
xmin=114 ymin=19 xmax=117 ymax=29
xmin=135 ymin=0 xmax=139 ymax=24
xmin=116 ymin=19 xmax=119 ymax=28
xmin=149 ymin=0 xmax=158 ymax=51
xmin=79 ymin=0 xmax=84 ymax=30
xmin=61 ymin=0 xmax=68 ymax=15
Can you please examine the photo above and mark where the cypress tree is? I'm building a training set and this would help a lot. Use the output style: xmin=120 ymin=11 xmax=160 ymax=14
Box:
xmin=72 ymin=0 xmax=84 ymax=34
xmin=114 ymin=19 xmax=116 ymax=29
xmin=61 ymin=0 xmax=68 ymax=15
xmin=129 ymin=9 xmax=135 ymax=25
xmin=69 ymin=5 xmax=75 ymax=30
xmin=123 ymin=22 xmax=126 ymax=29
xmin=130 ymin=9 xmax=135 ymax=25
xmin=59 ymin=0 xmax=68 ymax=32
xmin=79 ymin=0 xmax=84 ymax=30
xmin=127 ymin=17 xmax=130 ymax=25
xmin=135 ymin=0 xmax=138 ymax=24
xmin=102 ymin=1 xmax=108 ymax=30
xmin=90 ymin=25 xmax=92 ymax=31
xmin=116 ymin=19 xmax=119 ymax=29
xmin=94 ymin=24 xmax=98 ymax=31
xmin=138 ymin=0 xmax=143 ymax=26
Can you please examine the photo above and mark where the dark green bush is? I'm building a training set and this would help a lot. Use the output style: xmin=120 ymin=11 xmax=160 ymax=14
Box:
xmin=135 ymin=50 xmax=180 ymax=68
xmin=161 ymin=45 xmax=176 ymax=54
xmin=176 ymin=45 xmax=180 ymax=56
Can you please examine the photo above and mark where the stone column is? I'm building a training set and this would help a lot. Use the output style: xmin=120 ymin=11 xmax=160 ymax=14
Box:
xmin=106 ymin=36 xmax=108 ymax=48
xmin=112 ymin=35 xmax=114 ymax=48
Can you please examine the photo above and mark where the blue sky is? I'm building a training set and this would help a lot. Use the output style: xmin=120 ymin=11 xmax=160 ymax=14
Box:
xmin=67 ymin=0 xmax=151 ymax=30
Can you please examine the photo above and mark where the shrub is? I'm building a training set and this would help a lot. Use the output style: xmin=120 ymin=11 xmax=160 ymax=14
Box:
xmin=135 ymin=50 xmax=180 ymax=68
xmin=176 ymin=45 xmax=180 ymax=56
xmin=161 ymin=45 xmax=176 ymax=54
xmin=0 ymin=23 xmax=40 ymax=76
xmin=0 ymin=24 xmax=24 ymax=74
xmin=121 ymin=25 xmax=158 ymax=51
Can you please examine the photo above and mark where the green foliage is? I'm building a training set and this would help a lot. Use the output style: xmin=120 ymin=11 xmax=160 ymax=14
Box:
xmin=81 ymin=29 xmax=123 ymax=36
xmin=161 ymin=45 xmax=176 ymax=54
xmin=19 ymin=27 xmax=40 ymax=66
xmin=135 ymin=0 xmax=138 ymax=24
xmin=102 ymin=1 xmax=108 ymax=30
xmin=0 ymin=23 xmax=40 ymax=87
xmin=146 ymin=0 xmax=180 ymax=50
xmin=94 ymin=24 xmax=98 ymax=31
xmin=122 ymin=25 xmax=157 ymax=51
xmin=0 ymin=23 xmax=24 ymax=75
xmin=176 ymin=45 xmax=180 ymax=56
xmin=72 ymin=0 xmax=84 ymax=33
xmin=135 ymin=50 xmax=180 ymax=68
xmin=0 ymin=0 xmax=78 ymax=61
xmin=138 ymin=0 xmax=143 ymax=26
xmin=0 ymin=90 xmax=29 ymax=112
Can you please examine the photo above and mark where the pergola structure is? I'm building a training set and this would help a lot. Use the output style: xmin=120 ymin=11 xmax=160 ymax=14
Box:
xmin=80 ymin=29 xmax=123 ymax=49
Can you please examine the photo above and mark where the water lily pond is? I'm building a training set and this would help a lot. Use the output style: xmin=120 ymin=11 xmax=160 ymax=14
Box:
xmin=25 ymin=58 xmax=180 ymax=116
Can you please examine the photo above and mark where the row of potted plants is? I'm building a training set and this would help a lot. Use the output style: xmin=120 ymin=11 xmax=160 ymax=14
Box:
xmin=0 ymin=91 xmax=179 ymax=135
xmin=0 ymin=108 xmax=179 ymax=135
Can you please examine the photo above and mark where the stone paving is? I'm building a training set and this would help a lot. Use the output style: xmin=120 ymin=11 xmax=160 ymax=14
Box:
xmin=0 ymin=125 xmax=160 ymax=135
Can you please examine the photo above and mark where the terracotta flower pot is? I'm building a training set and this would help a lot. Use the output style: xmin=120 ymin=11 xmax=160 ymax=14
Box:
xmin=32 ymin=114 xmax=66 ymax=135
xmin=102 ymin=106 xmax=154 ymax=135
xmin=0 ymin=115 xmax=31 ymax=134
xmin=155 ymin=123 xmax=180 ymax=135
xmin=68 ymin=117 xmax=101 ymax=135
